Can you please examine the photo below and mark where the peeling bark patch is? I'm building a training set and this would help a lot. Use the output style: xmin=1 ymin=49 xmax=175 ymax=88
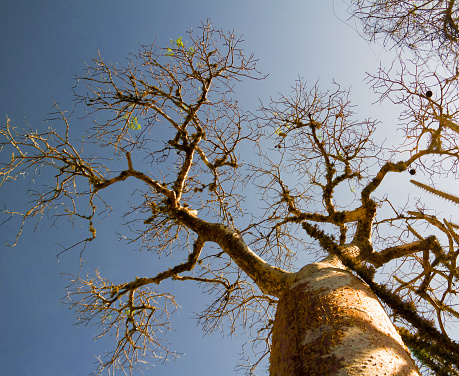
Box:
xmin=270 ymin=283 xmax=346 ymax=375
xmin=270 ymin=262 xmax=420 ymax=376
xmin=293 ymin=262 xmax=353 ymax=292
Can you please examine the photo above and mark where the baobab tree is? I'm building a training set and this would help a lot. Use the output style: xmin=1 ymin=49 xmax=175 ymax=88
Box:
xmin=1 ymin=23 xmax=459 ymax=375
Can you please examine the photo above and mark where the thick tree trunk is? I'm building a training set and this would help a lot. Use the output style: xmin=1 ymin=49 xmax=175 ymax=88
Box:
xmin=270 ymin=257 xmax=420 ymax=376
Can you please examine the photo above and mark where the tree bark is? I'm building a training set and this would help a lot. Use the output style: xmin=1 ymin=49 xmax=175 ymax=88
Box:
xmin=270 ymin=256 xmax=420 ymax=376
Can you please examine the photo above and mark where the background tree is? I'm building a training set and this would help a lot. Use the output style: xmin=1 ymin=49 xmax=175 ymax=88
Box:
xmin=2 ymin=22 xmax=459 ymax=376
xmin=348 ymin=0 xmax=459 ymax=69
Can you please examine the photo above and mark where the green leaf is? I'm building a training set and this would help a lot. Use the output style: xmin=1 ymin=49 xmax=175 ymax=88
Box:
xmin=275 ymin=128 xmax=286 ymax=137
xmin=165 ymin=48 xmax=174 ymax=57
xmin=123 ymin=114 xmax=141 ymax=130
xmin=176 ymin=36 xmax=184 ymax=48
xmin=128 ymin=117 xmax=141 ymax=130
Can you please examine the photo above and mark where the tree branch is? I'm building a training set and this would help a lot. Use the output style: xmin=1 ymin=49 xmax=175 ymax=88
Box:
xmin=366 ymin=236 xmax=440 ymax=267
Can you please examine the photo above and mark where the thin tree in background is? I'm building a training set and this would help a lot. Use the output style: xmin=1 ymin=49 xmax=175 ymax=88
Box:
xmin=2 ymin=22 xmax=459 ymax=375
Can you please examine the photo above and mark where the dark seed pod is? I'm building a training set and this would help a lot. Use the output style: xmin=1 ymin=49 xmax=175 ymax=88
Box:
xmin=426 ymin=90 xmax=433 ymax=98
xmin=409 ymin=169 xmax=416 ymax=175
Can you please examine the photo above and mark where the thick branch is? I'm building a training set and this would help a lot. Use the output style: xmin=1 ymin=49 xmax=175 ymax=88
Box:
xmin=94 ymin=169 xmax=176 ymax=203
xmin=171 ymin=208 xmax=295 ymax=297
xmin=366 ymin=236 xmax=439 ymax=268
xmin=281 ymin=207 xmax=365 ymax=225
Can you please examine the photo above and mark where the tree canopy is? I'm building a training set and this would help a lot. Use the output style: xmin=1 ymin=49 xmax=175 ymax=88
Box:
xmin=2 ymin=15 xmax=459 ymax=376
xmin=349 ymin=0 xmax=459 ymax=68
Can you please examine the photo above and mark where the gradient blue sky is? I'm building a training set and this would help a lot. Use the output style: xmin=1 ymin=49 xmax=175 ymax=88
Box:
xmin=1 ymin=1 xmax=456 ymax=375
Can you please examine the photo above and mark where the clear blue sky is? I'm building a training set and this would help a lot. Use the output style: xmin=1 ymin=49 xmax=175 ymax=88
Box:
xmin=1 ymin=1 xmax=454 ymax=375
